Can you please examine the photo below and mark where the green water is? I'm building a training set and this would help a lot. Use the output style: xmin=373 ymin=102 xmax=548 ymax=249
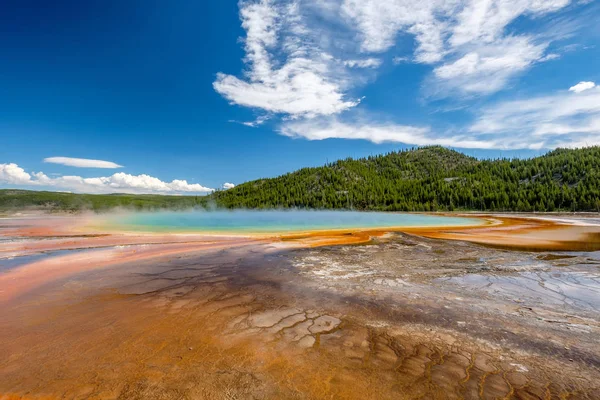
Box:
xmin=104 ymin=211 xmax=481 ymax=234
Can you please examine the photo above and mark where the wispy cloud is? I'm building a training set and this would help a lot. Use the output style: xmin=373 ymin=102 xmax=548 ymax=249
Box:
xmin=343 ymin=58 xmax=382 ymax=68
xmin=242 ymin=114 xmax=271 ymax=127
xmin=392 ymin=56 xmax=409 ymax=65
xmin=280 ymin=117 xmax=430 ymax=144
xmin=222 ymin=182 xmax=236 ymax=189
xmin=215 ymin=0 xmax=593 ymax=150
xmin=229 ymin=114 xmax=271 ymax=128
xmin=539 ymin=53 xmax=561 ymax=62
xmin=44 ymin=157 xmax=123 ymax=168
xmin=0 ymin=164 xmax=214 ymax=194
xmin=280 ymin=83 xmax=600 ymax=150
xmin=213 ymin=0 xmax=360 ymax=119
xmin=429 ymin=36 xmax=548 ymax=96
xmin=341 ymin=0 xmax=572 ymax=97
xmin=469 ymin=84 xmax=600 ymax=148
xmin=280 ymin=117 xmax=499 ymax=149
xmin=214 ymin=0 xmax=586 ymax=105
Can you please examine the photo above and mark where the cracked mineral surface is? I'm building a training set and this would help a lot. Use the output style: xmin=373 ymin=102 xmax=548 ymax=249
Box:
xmin=1 ymin=216 xmax=600 ymax=399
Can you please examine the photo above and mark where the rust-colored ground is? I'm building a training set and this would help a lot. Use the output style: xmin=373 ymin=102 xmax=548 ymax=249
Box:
xmin=280 ymin=214 xmax=600 ymax=251
xmin=406 ymin=214 xmax=600 ymax=251
xmin=1 ymin=214 xmax=599 ymax=399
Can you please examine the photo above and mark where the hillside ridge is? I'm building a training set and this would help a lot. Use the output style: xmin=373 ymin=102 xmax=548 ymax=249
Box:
xmin=2 ymin=146 xmax=600 ymax=212
xmin=213 ymin=145 xmax=600 ymax=212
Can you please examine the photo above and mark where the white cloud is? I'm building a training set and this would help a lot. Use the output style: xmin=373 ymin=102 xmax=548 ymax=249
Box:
xmin=222 ymin=182 xmax=236 ymax=189
xmin=343 ymin=58 xmax=382 ymax=68
xmin=230 ymin=114 xmax=271 ymax=128
xmin=243 ymin=114 xmax=271 ymax=127
xmin=214 ymin=0 xmax=591 ymax=150
xmin=569 ymin=81 xmax=596 ymax=93
xmin=449 ymin=0 xmax=570 ymax=47
xmin=214 ymin=0 xmax=583 ymax=120
xmin=43 ymin=157 xmax=123 ymax=168
xmin=280 ymin=118 xmax=496 ymax=148
xmin=431 ymin=36 xmax=548 ymax=95
xmin=392 ymin=56 xmax=409 ymax=65
xmin=469 ymin=85 xmax=600 ymax=148
xmin=539 ymin=53 xmax=561 ymax=61
xmin=280 ymin=82 xmax=600 ymax=150
xmin=0 ymin=164 xmax=214 ymax=194
xmin=342 ymin=0 xmax=570 ymax=56
xmin=213 ymin=0 xmax=360 ymax=119
xmin=0 ymin=163 xmax=33 ymax=184
xmin=341 ymin=0 xmax=454 ymax=60
xmin=341 ymin=0 xmax=573 ymax=96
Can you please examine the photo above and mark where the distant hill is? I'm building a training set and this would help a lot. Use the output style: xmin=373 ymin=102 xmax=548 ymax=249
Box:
xmin=0 ymin=189 xmax=207 ymax=212
xmin=2 ymin=146 xmax=600 ymax=213
xmin=213 ymin=146 xmax=600 ymax=212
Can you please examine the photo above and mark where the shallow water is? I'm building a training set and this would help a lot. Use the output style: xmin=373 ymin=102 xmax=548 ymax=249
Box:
xmin=440 ymin=268 xmax=600 ymax=312
xmin=101 ymin=210 xmax=480 ymax=233
xmin=0 ymin=248 xmax=103 ymax=273
xmin=0 ymin=253 xmax=50 ymax=272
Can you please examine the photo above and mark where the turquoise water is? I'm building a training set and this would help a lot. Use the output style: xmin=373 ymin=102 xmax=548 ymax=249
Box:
xmin=104 ymin=211 xmax=480 ymax=234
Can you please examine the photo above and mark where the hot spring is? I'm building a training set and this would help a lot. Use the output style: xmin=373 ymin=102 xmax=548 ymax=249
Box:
xmin=99 ymin=210 xmax=481 ymax=234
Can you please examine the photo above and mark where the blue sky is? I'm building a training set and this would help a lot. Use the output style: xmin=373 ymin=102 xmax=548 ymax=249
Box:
xmin=1 ymin=0 xmax=599 ymax=194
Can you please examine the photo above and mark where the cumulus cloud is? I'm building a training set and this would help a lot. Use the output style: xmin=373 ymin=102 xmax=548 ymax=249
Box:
xmin=0 ymin=164 xmax=214 ymax=194
xmin=222 ymin=182 xmax=236 ymax=189
xmin=0 ymin=163 xmax=32 ymax=184
xmin=44 ymin=156 xmax=123 ymax=168
xmin=569 ymin=81 xmax=596 ymax=93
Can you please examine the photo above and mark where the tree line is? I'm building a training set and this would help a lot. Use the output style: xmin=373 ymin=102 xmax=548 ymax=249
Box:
xmin=3 ymin=146 xmax=600 ymax=213
xmin=213 ymin=146 xmax=600 ymax=212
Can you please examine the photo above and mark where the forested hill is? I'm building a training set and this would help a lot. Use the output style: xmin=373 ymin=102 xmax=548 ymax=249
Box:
xmin=213 ymin=146 xmax=600 ymax=212
xmin=2 ymin=146 xmax=600 ymax=213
